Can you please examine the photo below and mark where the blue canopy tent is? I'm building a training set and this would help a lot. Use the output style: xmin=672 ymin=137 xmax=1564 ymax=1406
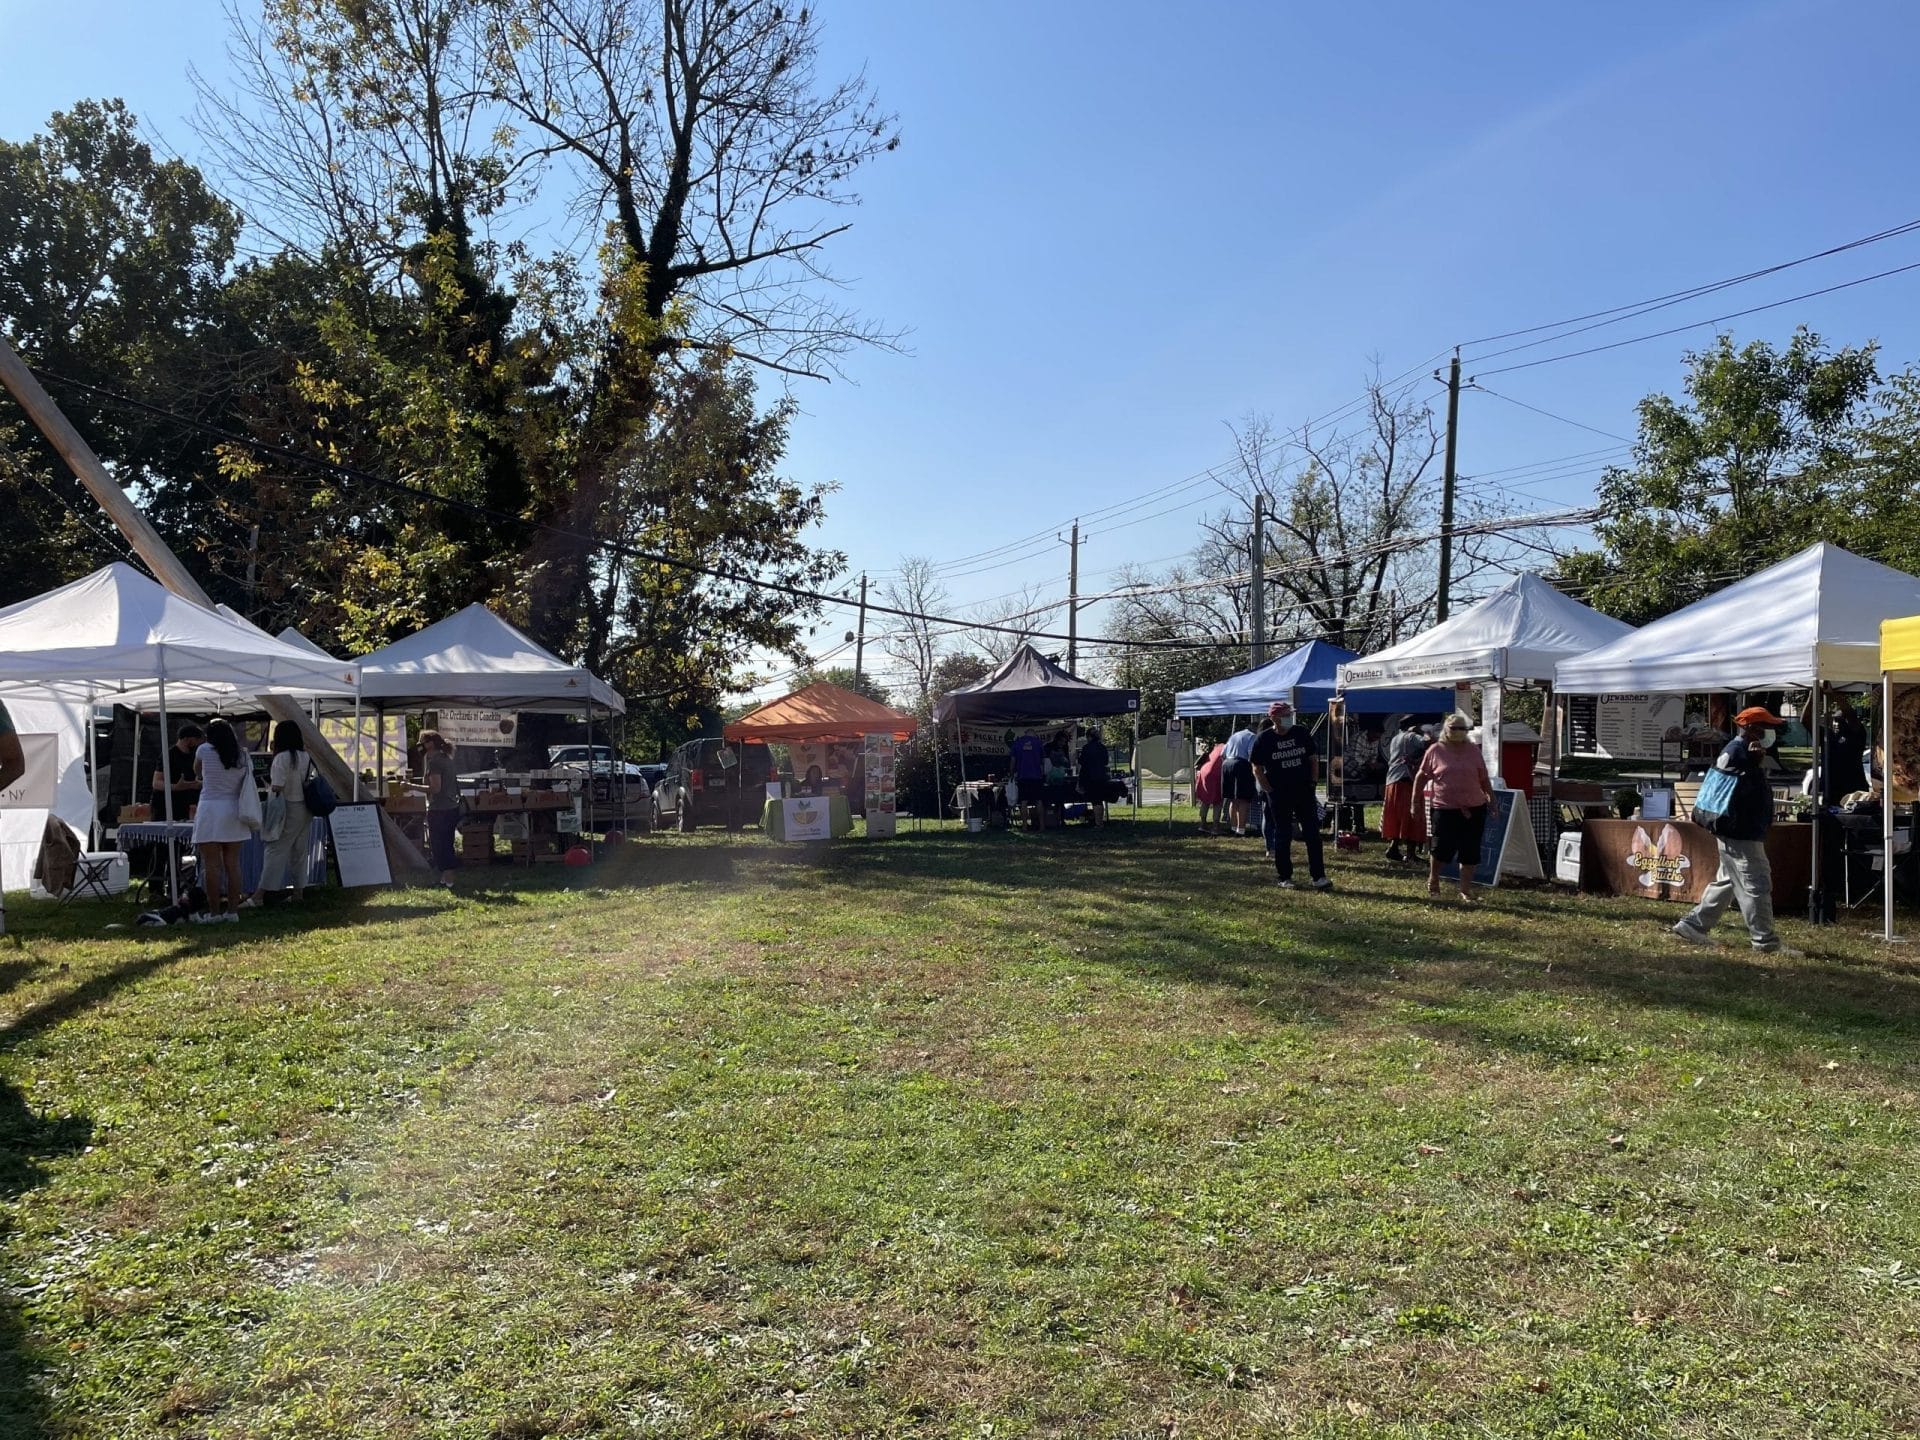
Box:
xmin=1175 ymin=640 xmax=1452 ymax=718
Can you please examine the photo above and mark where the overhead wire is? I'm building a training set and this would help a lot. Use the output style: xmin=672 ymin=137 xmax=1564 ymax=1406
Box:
xmin=1460 ymin=216 xmax=1920 ymax=352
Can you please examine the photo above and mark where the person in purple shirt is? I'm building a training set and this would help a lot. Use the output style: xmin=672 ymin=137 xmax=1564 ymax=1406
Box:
xmin=1008 ymin=727 xmax=1049 ymax=829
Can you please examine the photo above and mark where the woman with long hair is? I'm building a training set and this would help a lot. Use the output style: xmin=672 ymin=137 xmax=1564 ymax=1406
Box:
xmin=248 ymin=720 xmax=314 ymax=907
xmin=1412 ymin=711 xmax=1497 ymax=904
xmin=192 ymin=718 xmax=256 ymax=922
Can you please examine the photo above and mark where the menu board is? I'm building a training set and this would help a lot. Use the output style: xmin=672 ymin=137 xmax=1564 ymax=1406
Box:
xmin=864 ymin=733 xmax=898 ymax=838
xmin=327 ymin=802 xmax=393 ymax=888
xmin=1566 ymin=693 xmax=1684 ymax=761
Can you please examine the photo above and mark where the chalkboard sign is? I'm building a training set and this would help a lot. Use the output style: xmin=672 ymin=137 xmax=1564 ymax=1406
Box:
xmin=1438 ymin=790 xmax=1516 ymax=887
xmin=327 ymin=802 xmax=393 ymax=888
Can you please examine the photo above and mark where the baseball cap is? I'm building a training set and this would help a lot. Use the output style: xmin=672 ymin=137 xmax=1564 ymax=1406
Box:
xmin=1734 ymin=705 xmax=1786 ymax=728
xmin=1269 ymin=700 xmax=1294 ymax=719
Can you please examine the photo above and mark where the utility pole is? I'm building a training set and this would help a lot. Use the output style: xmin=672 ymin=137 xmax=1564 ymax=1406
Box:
xmin=1437 ymin=349 xmax=1462 ymax=623
xmin=0 ymin=336 xmax=432 ymax=878
xmin=1065 ymin=519 xmax=1081 ymax=673
xmin=852 ymin=572 xmax=869 ymax=688
xmin=1249 ymin=492 xmax=1266 ymax=666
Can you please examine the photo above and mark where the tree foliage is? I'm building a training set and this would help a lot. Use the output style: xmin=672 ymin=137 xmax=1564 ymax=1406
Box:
xmin=1557 ymin=329 xmax=1881 ymax=623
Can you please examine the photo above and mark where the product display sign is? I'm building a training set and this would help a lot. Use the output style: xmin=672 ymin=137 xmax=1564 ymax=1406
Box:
xmin=1435 ymin=789 xmax=1544 ymax=888
xmin=1565 ymin=693 xmax=1684 ymax=761
xmin=435 ymin=709 xmax=518 ymax=747
xmin=864 ymin=733 xmax=898 ymax=838
xmin=780 ymin=796 xmax=832 ymax=841
xmin=327 ymin=802 xmax=393 ymax=888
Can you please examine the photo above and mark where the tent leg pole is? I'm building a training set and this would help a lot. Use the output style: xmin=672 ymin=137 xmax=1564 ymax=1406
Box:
xmin=86 ymin=691 xmax=100 ymax=851
xmin=1132 ymin=710 xmax=1139 ymax=819
xmin=158 ymin=674 xmax=178 ymax=906
xmin=1886 ymin=673 xmax=1898 ymax=943
xmin=351 ymin=692 xmax=363 ymax=802
xmin=1810 ymin=681 xmax=1825 ymax=925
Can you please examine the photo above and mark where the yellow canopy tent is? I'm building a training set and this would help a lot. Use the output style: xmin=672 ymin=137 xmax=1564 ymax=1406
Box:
xmin=1877 ymin=615 xmax=1920 ymax=939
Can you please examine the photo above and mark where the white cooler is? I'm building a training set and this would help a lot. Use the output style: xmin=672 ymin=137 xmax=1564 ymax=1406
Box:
xmin=31 ymin=850 xmax=131 ymax=901
xmin=1554 ymin=832 xmax=1583 ymax=886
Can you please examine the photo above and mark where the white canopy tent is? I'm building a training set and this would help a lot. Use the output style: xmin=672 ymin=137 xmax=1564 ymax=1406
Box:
xmin=0 ymin=564 xmax=362 ymax=899
xmin=1339 ymin=572 xmax=1635 ymax=780
xmin=1553 ymin=543 xmax=1920 ymax=694
xmin=348 ymin=604 xmax=624 ymax=714
xmin=1555 ymin=543 xmax=1920 ymax=925
xmin=1339 ymin=573 xmax=1634 ymax=690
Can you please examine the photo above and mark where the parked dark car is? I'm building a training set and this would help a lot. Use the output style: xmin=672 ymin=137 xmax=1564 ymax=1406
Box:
xmin=653 ymin=739 xmax=774 ymax=831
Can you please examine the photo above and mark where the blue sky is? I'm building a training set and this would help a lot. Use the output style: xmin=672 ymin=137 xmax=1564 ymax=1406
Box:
xmin=6 ymin=0 xmax=1920 ymax=693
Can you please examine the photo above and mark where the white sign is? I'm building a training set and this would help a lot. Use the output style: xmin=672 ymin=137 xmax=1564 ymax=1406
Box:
xmin=0 ymin=734 xmax=58 ymax=810
xmin=327 ymin=802 xmax=393 ymax=888
xmin=435 ymin=709 xmax=518 ymax=747
xmin=1166 ymin=716 xmax=1185 ymax=741
xmin=1566 ymin=693 xmax=1684 ymax=761
xmin=781 ymin=796 xmax=831 ymax=841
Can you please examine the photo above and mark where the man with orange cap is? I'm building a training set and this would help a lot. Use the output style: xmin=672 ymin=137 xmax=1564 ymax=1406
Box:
xmin=1673 ymin=705 xmax=1797 ymax=954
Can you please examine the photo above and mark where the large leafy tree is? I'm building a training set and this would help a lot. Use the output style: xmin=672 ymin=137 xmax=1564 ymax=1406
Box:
xmin=196 ymin=0 xmax=897 ymax=686
xmin=0 ymin=100 xmax=244 ymax=604
xmin=1557 ymin=329 xmax=1879 ymax=623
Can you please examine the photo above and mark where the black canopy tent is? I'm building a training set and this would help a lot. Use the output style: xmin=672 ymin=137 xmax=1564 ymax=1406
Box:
xmin=931 ymin=645 xmax=1141 ymax=816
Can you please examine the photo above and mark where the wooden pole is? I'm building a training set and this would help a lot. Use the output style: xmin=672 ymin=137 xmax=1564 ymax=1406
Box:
xmin=0 ymin=336 xmax=432 ymax=878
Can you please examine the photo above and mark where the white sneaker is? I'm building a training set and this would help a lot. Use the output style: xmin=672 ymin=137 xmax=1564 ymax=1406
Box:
xmin=1312 ymin=876 xmax=1335 ymax=892
xmin=1671 ymin=920 xmax=1712 ymax=946
xmin=190 ymin=912 xmax=217 ymax=925
xmin=221 ymin=912 xmax=239 ymax=923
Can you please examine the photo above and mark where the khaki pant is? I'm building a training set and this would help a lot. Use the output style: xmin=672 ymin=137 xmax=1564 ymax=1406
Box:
xmin=1681 ymin=836 xmax=1778 ymax=951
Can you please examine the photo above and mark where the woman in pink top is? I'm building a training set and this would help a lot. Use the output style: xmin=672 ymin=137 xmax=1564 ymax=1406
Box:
xmin=1412 ymin=711 xmax=1497 ymax=903
xmin=1193 ymin=742 xmax=1225 ymax=835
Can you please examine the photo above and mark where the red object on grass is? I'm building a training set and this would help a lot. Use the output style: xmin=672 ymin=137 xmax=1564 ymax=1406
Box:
xmin=564 ymin=845 xmax=592 ymax=867
xmin=603 ymin=829 xmax=626 ymax=847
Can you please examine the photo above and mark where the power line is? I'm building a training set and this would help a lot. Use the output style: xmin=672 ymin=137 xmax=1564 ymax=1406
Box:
xmin=1468 ymin=386 xmax=1634 ymax=443
xmin=1474 ymin=257 xmax=1920 ymax=378
xmin=1460 ymin=217 xmax=1920 ymax=352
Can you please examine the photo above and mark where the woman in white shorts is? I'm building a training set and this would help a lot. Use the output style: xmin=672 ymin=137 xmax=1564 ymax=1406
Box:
xmin=193 ymin=718 xmax=255 ymax=922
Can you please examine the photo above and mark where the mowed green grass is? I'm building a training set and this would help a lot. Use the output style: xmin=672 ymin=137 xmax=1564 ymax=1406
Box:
xmin=2 ymin=819 xmax=1918 ymax=1438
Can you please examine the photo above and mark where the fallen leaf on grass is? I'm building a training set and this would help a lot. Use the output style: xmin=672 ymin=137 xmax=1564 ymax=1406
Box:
xmin=1417 ymin=1143 xmax=1446 ymax=1156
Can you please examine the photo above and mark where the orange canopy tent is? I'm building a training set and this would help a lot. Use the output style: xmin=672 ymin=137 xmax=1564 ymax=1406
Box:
xmin=723 ymin=681 xmax=918 ymax=744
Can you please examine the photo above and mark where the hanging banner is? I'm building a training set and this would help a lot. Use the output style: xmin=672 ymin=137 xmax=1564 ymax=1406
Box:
xmin=0 ymin=735 xmax=59 ymax=810
xmin=319 ymin=715 xmax=408 ymax=779
xmin=790 ymin=741 xmax=863 ymax=793
xmin=435 ymin=709 xmax=519 ymax=747
xmin=864 ymin=733 xmax=898 ymax=838
xmin=956 ymin=723 xmax=1016 ymax=759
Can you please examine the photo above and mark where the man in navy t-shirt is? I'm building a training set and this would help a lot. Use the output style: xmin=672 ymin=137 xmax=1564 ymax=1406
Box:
xmin=1251 ymin=700 xmax=1331 ymax=890
xmin=1008 ymin=727 xmax=1049 ymax=827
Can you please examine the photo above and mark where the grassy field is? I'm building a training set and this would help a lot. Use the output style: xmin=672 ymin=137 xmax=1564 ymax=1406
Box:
xmin=2 ymin=816 xmax=1917 ymax=1438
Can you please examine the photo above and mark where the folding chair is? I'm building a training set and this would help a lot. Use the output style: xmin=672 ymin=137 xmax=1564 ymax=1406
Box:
xmin=60 ymin=852 xmax=120 ymax=905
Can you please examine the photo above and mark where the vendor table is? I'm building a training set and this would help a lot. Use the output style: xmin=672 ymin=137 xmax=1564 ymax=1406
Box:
xmin=1578 ymin=818 xmax=1811 ymax=904
xmin=761 ymin=793 xmax=853 ymax=841
xmin=115 ymin=820 xmax=327 ymax=894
